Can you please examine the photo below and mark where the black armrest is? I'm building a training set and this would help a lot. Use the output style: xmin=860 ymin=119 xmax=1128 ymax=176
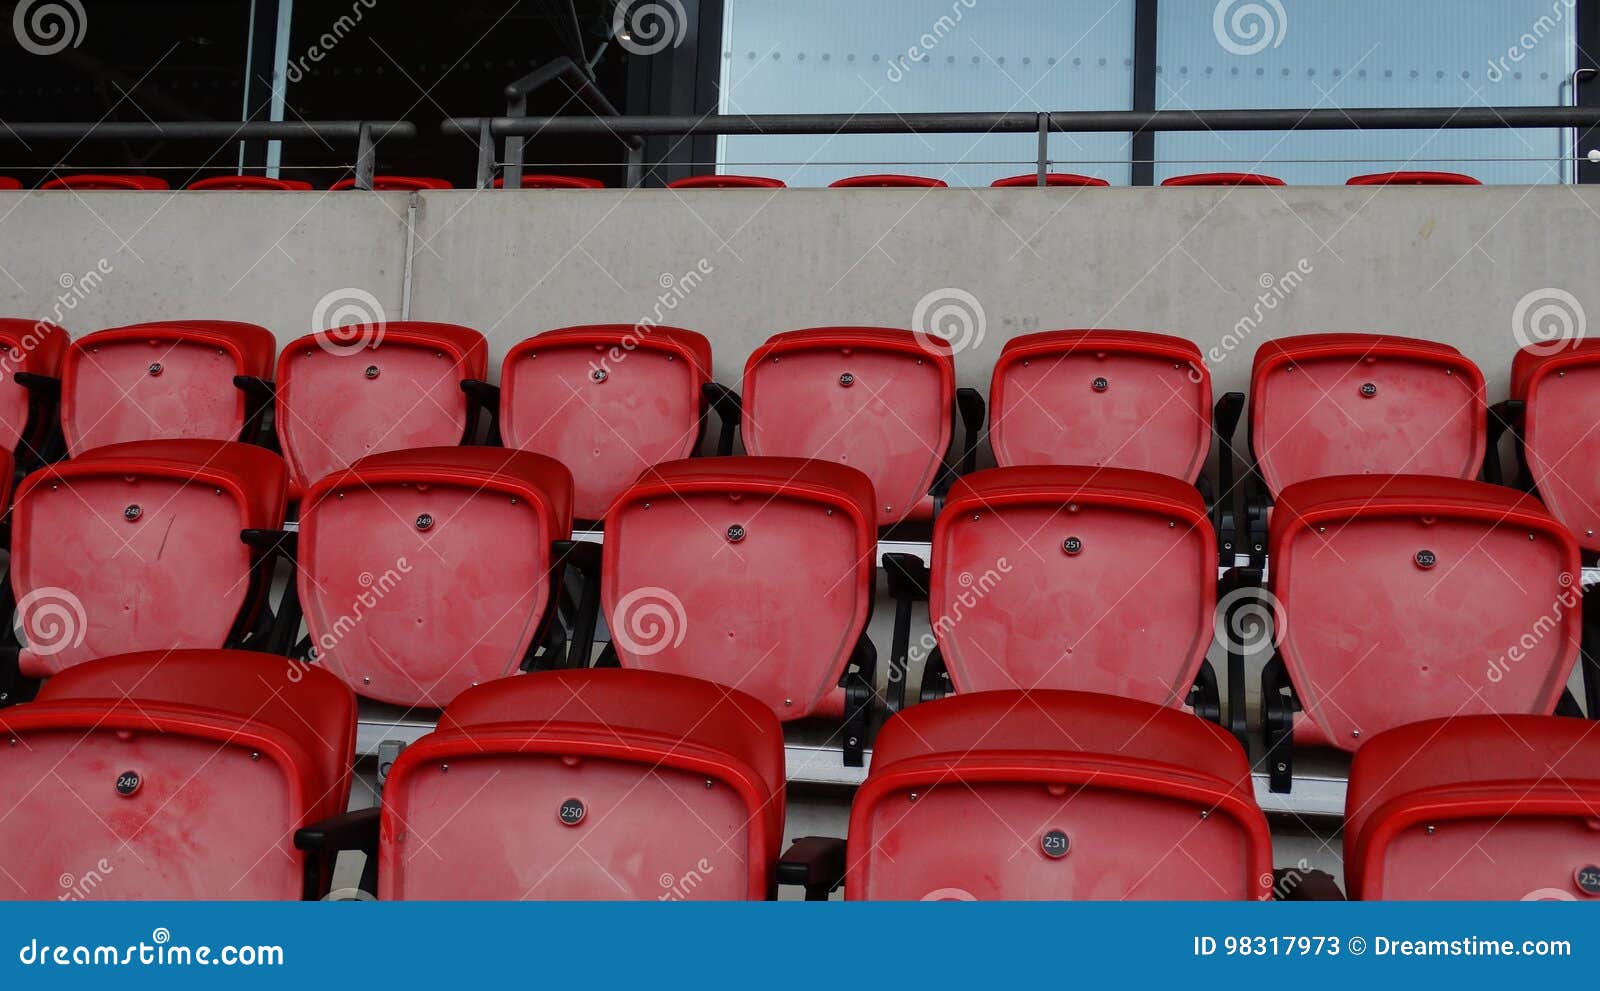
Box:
xmin=777 ymin=835 xmax=847 ymax=900
xmin=1273 ymin=868 xmax=1345 ymax=901
xmin=232 ymin=375 xmax=278 ymax=449
xmin=1483 ymin=399 xmax=1525 ymax=488
xmin=13 ymin=371 xmax=60 ymax=397
xmin=460 ymin=379 xmax=502 ymax=446
xmin=295 ymin=807 xmax=380 ymax=856
xmin=551 ymin=539 xmax=603 ymax=668
xmin=955 ymin=387 xmax=986 ymax=476
xmin=1212 ymin=392 xmax=1245 ymax=566
xmin=240 ymin=529 xmax=301 ymax=655
xmin=883 ymin=552 xmax=930 ymax=718
xmin=702 ymin=382 xmax=742 ymax=456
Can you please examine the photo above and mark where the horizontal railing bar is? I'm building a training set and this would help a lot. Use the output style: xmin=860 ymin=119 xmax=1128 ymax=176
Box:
xmin=0 ymin=121 xmax=417 ymax=142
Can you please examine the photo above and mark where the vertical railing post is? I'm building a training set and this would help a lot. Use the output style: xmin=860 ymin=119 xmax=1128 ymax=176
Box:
xmin=476 ymin=120 xmax=495 ymax=189
xmin=355 ymin=122 xmax=375 ymax=191
xmin=1036 ymin=113 xmax=1050 ymax=186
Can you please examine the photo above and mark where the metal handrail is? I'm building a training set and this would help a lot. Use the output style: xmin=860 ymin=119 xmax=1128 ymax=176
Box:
xmin=498 ymin=57 xmax=644 ymax=190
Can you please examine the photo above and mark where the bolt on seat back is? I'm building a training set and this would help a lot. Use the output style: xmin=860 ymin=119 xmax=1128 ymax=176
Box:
xmin=298 ymin=447 xmax=574 ymax=707
xmin=61 ymin=320 xmax=276 ymax=456
xmin=0 ymin=318 xmax=69 ymax=455
xmin=275 ymin=321 xmax=487 ymax=496
xmin=601 ymin=457 xmax=876 ymax=720
xmin=0 ymin=650 xmax=355 ymax=899
xmin=1346 ymin=715 xmax=1600 ymax=900
xmin=989 ymin=330 xmax=1211 ymax=480
xmin=500 ymin=325 xmax=712 ymax=522
xmin=10 ymin=440 xmax=288 ymax=677
xmin=847 ymin=690 xmax=1272 ymax=901
xmin=933 ymin=467 xmax=1216 ymax=703
xmin=1270 ymin=474 xmax=1581 ymax=751
xmin=380 ymin=668 xmax=784 ymax=900
xmin=1511 ymin=341 xmax=1600 ymax=551
xmin=742 ymin=328 xmax=953 ymax=527
xmin=1251 ymin=333 xmax=1486 ymax=496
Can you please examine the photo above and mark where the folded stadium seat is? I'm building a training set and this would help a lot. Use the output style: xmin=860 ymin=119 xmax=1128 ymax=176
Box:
xmin=991 ymin=173 xmax=1110 ymax=187
xmin=296 ymin=447 xmax=576 ymax=707
xmin=0 ymin=178 xmax=20 ymax=190
xmin=499 ymin=325 xmax=713 ymax=523
xmin=317 ymin=669 xmax=785 ymax=899
xmin=1348 ymin=171 xmax=1480 ymax=186
xmin=668 ymin=175 xmax=786 ymax=189
xmin=493 ymin=174 xmax=605 ymax=189
xmin=0 ymin=319 xmax=69 ymax=466
xmin=1260 ymin=473 xmax=1582 ymax=792
xmin=889 ymin=466 xmax=1219 ymax=719
xmin=829 ymin=174 xmax=948 ymax=188
xmin=601 ymin=457 xmax=878 ymax=764
xmin=274 ymin=321 xmax=489 ymax=497
xmin=1161 ymin=172 xmax=1285 ymax=186
xmin=1504 ymin=341 xmax=1600 ymax=552
xmin=812 ymin=690 xmax=1273 ymax=900
xmin=60 ymin=320 xmax=276 ymax=456
xmin=8 ymin=440 xmax=289 ymax=679
xmin=329 ymin=176 xmax=452 ymax=190
xmin=39 ymin=175 xmax=170 ymax=190
xmin=725 ymin=327 xmax=983 ymax=531
xmin=0 ymin=649 xmax=356 ymax=899
xmin=1343 ymin=715 xmax=1600 ymax=900
xmin=186 ymin=175 xmax=314 ymax=190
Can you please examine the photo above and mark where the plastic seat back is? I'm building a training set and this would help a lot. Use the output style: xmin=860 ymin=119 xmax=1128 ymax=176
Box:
xmin=61 ymin=320 xmax=276 ymax=455
xmin=742 ymin=328 xmax=953 ymax=527
xmin=41 ymin=175 xmax=169 ymax=190
xmin=1347 ymin=715 xmax=1600 ymax=900
xmin=1162 ymin=172 xmax=1284 ymax=186
xmin=601 ymin=457 xmax=876 ymax=720
xmin=298 ymin=448 xmax=573 ymax=707
xmin=1271 ymin=475 xmax=1581 ymax=750
xmin=500 ymin=325 xmax=711 ymax=521
xmin=275 ymin=321 xmax=487 ymax=494
xmin=1512 ymin=341 xmax=1600 ymax=551
xmin=991 ymin=173 xmax=1109 ymax=187
xmin=829 ymin=174 xmax=947 ymax=188
xmin=0 ymin=319 xmax=69 ymax=454
xmin=848 ymin=691 xmax=1272 ymax=900
xmin=10 ymin=440 xmax=288 ymax=677
xmin=380 ymin=669 xmax=785 ymax=900
xmin=989 ymin=330 xmax=1211 ymax=479
xmin=1348 ymin=171 xmax=1480 ymax=186
xmin=933 ymin=467 xmax=1215 ymax=703
xmin=493 ymin=174 xmax=605 ymax=189
xmin=329 ymin=176 xmax=451 ymax=190
xmin=1251 ymin=333 xmax=1486 ymax=495
xmin=187 ymin=176 xmax=313 ymax=190
xmin=669 ymin=175 xmax=786 ymax=189
xmin=0 ymin=650 xmax=355 ymax=899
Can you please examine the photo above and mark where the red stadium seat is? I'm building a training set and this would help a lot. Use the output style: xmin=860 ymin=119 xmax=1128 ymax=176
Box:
xmin=187 ymin=175 xmax=314 ymax=191
xmin=1507 ymin=341 xmax=1600 ymax=552
xmin=9 ymin=440 xmax=288 ymax=678
xmin=838 ymin=691 xmax=1272 ymax=900
xmin=296 ymin=447 xmax=575 ymax=707
xmin=0 ymin=319 xmax=69 ymax=461
xmin=60 ymin=320 xmax=276 ymax=456
xmin=0 ymin=650 xmax=356 ymax=899
xmin=991 ymin=173 xmax=1109 ymax=187
xmin=499 ymin=325 xmax=712 ymax=522
xmin=601 ymin=457 xmax=877 ymax=763
xmin=0 ymin=178 xmax=20 ymax=190
xmin=368 ymin=669 xmax=785 ymax=899
xmin=829 ymin=174 xmax=947 ymax=188
xmin=1261 ymin=474 xmax=1581 ymax=791
xmin=274 ymin=321 xmax=489 ymax=496
xmin=329 ymin=176 xmax=452 ymax=190
xmin=493 ymin=174 xmax=605 ymax=189
xmin=1345 ymin=715 xmax=1600 ymax=900
xmin=734 ymin=327 xmax=980 ymax=529
xmin=668 ymin=175 xmax=786 ymax=189
xmin=1247 ymin=333 xmax=1487 ymax=502
xmin=1162 ymin=172 xmax=1285 ymax=187
xmin=40 ymin=175 xmax=170 ymax=190
xmin=1348 ymin=171 xmax=1480 ymax=186
xmin=900 ymin=466 xmax=1217 ymax=716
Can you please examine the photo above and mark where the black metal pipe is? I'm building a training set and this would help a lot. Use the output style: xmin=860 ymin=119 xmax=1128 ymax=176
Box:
xmin=0 ymin=121 xmax=417 ymax=141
